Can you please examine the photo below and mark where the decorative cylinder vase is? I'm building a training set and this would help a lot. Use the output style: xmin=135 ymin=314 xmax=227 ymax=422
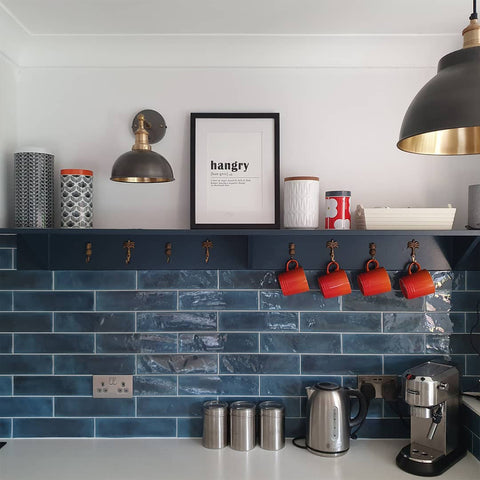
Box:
xmin=325 ymin=190 xmax=351 ymax=230
xmin=14 ymin=148 xmax=55 ymax=228
xmin=283 ymin=176 xmax=320 ymax=228
xmin=60 ymin=169 xmax=93 ymax=228
xmin=468 ymin=184 xmax=480 ymax=229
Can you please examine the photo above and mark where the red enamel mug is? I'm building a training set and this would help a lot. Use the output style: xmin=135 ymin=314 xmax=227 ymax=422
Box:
xmin=357 ymin=259 xmax=392 ymax=297
xmin=318 ymin=261 xmax=352 ymax=299
xmin=278 ymin=259 xmax=309 ymax=296
xmin=399 ymin=262 xmax=435 ymax=299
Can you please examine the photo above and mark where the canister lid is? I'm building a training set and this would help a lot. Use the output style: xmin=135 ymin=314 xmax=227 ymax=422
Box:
xmin=203 ymin=400 xmax=228 ymax=415
xmin=61 ymin=169 xmax=93 ymax=176
xmin=284 ymin=176 xmax=319 ymax=182
xmin=326 ymin=190 xmax=351 ymax=196
xmin=259 ymin=401 xmax=285 ymax=417
xmin=230 ymin=401 xmax=256 ymax=416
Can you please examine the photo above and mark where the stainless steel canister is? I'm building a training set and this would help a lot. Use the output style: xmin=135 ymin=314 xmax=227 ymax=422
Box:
xmin=259 ymin=401 xmax=285 ymax=451
xmin=202 ymin=400 xmax=228 ymax=449
xmin=230 ymin=401 xmax=256 ymax=451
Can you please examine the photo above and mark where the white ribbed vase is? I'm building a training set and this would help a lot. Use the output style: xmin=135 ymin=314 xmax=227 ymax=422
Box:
xmin=284 ymin=176 xmax=320 ymax=229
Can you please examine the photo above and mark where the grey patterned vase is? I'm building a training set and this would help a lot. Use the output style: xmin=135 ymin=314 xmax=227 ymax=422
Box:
xmin=60 ymin=169 xmax=93 ymax=228
xmin=14 ymin=149 xmax=55 ymax=228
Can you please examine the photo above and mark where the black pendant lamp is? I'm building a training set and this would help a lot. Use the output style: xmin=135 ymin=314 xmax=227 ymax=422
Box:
xmin=398 ymin=1 xmax=480 ymax=155
xmin=111 ymin=109 xmax=175 ymax=182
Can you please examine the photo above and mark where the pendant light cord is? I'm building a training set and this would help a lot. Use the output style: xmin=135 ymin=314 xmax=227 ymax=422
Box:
xmin=471 ymin=0 xmax=478 ymax=20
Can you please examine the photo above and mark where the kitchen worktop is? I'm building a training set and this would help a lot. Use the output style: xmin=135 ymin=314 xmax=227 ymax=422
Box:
xmin=0 ymin=439 xmax=478 ymax=480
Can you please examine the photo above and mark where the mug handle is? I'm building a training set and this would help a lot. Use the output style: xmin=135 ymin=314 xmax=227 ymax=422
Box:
xmin=326 ymin=261 xmax=340 ymax=274
xmin=365 ymin=259 xmax=379 ymax=272
xmin=408 ymin=262 xmax=422 ymax=275
xmin=286 ymin=259 xmax=299 ymax=271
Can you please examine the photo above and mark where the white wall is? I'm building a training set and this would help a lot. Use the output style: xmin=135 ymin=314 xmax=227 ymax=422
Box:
xmin=15 ymin=64 xmax=480 ymax=229
xmin=0 ymin=55 xmax=17 ymax=227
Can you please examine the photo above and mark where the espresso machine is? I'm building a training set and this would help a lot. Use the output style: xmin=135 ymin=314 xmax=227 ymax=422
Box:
xmin=396 ymin=361 xmax=466 ymax=476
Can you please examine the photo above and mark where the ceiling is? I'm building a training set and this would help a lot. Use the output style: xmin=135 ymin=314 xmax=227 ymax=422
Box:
xmin=0 ymin=0 xmax=474 ymax=36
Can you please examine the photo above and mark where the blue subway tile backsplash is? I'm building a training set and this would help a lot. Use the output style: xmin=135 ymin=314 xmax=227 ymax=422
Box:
xmin=0 ymin=257 xmax=478 ymax=441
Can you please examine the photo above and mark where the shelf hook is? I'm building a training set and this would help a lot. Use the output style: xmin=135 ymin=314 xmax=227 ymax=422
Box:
xmin=369 ymin=242 xmax=377 ymax=259
xmin=202 ymin=239 xmax=213 ymax=263
xmin=289 ymin=242 xmax=296 ymax=259
xmin=326 ymin=239 xmax=339 ymax=262
xmin=165 ymin=242 xmax=172 ymax=264
xmin=123 ymin=240 xmax=135 ymax=264
xmin=407 ymin=239 xmax=420 ymax=263
xmin=85 ymin=242 xmax=92 ymax=264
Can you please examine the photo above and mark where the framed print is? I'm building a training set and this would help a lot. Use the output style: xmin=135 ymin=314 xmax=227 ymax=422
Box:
xmin=190 ymin=113 xmax=280 ymax=229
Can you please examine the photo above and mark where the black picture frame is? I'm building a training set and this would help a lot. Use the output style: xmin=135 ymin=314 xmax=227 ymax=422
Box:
xmin=190 ymin=112 xmax=280 ymax=229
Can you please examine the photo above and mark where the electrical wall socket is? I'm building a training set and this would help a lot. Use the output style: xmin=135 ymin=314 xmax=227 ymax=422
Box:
xmin=357 ymin=375 xmax=398 ymax=399
xmin=93 ymin=375 xmax=133 ymax=398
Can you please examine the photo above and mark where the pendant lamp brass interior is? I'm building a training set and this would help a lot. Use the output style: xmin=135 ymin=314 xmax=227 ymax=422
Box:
xmin=111 ymin=109 xmax=175 ymax=183
xmin=398 ymin=1 xmax=480 ymax=155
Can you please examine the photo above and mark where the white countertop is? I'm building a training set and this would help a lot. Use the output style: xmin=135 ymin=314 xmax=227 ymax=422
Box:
xmin=463 ymin=394 xmax=480 ymax=416
xmin=0 ymin=439 xmax=478 ymax=480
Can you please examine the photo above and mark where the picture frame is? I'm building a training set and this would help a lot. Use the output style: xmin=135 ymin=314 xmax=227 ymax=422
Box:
xmin=190 ymin=113 xmax=280 ymax=229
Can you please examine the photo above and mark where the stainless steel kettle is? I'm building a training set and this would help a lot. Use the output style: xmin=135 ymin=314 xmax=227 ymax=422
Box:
xmin=306 ymin=382 xmax=368 ymax=457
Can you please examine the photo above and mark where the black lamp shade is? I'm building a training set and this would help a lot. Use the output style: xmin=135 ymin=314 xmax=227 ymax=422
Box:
xmin=398 ymin=46 xmax=480 ymax=155
xmin=111 ymin=150 xmax=175 ymax=183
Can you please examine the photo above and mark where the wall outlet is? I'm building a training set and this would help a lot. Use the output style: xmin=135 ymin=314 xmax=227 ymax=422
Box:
xmin=93 ymin=375 xmax=133 ymax=398
xmin=357 ymin=375 xmax=398 ymax=400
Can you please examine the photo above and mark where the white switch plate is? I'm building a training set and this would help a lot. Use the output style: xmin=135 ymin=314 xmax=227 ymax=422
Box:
xmin=93 ymin=375 xmax=133 ymax=398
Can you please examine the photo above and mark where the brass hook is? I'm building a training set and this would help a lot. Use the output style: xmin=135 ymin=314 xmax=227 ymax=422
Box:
xmin=407 ymin=239 xmax=420 ymax=263
xmin=85 ymin=242 xmax=92 ymax=264
xmin=123 ymin=240 xmax=135 ymax=265
xmin=326 ymin=239 xmax=338 ymax=262
xmin=289 ymin=242 xmax=296 ymax=259
xmin=369 ymin=242 xmax=377 ymax=259
xmin=202 ymin=240 xmax=213 ymax=263
xmin=165 ymin=242 xmax=172 ymax=264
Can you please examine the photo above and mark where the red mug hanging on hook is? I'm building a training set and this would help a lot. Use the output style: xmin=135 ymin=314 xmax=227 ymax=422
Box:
xmin=317 ymin=240 xmax=352 ymax=299
xmin=357 ymin=243 xmax=392 ymax=297
xmin=278 ymin=243 xmax=310 ymax=296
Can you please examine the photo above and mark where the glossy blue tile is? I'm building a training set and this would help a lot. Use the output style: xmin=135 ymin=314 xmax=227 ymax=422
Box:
xmin=220 ymin=354 xmax=299 ymax=374
xmin=54 ymin=312 xmax=135 ymax=332
xmin=96 ymin=334 xmax=177 ymax=353
xmin=356 ymin=419 xmax=409 ymax=439
xmin=285 ymin=418 xmax=305 ymax=438
xmin=96 ymin=418 xmax=176 ymax=438
xmin=0 ymin=237 xmax=16 ymax=248
xmin=261 ymin=333 xmax=340 ymax=353
xmin=15 ymin=334 xmax=93 ymax=353
xmin=431 ymin=271 xmax=465 ymax=291
xmin=0 ymin=418 xmax=11 ymax=437
xmin=466 ymin=271 xmax=480 ymax=290
xmin=428 ymin=292 xmax=480 ymax=312
xmin=301 ymin=312 xmax=381 ymax=332
xmin=179 ymin=291 xmax=257 ymax=310
xmin=467 ymin=356 xmax=480 ymax=375
xmin=0 ymin=312 xmax=52 ymax=332
xmin=14 ymin=419 xmax=93 ymax=438
xmin=0 ymin=250 xmax=13 ymax=269
xmin=134 ymin=376 xmax=177 ymax=396
xmin=0 ymin=355 xmax=52 ymax=374
xmin=219 ymin=312 xmax=298 ymax=331
xmin=260 ymin=375 xmax=341 ymax=396
xmin=55 ymin=355 xmax=135 ymax=374
xmin=302 ymin=355 xmax=382 ymax=375
xmin=179 ymin=333 xmax=258 ymax=353
xmin=55 ymin=398 xmax=134 ymax=417
xmin=0 ymin=377 xmax=11 ymax=395
xmin=450 ymin=313 xmax=467 ymax=333
xmin=219 ymin=270 xmax=278 ymax=289
xmin=178 ymin=418 xmax=202 ymax=438
xmin=461 ymin=376 xmax=480 ymax=391
xmin=466 ymin=313 xmax=480 ymax=333
xmin=137 ymin=354 xmax=217 ymax=374
xmin=0 ymin=292 xmax=12 ymax=311
xmin=55 ymin=271 xmax=135 ymax=290
xmin=96 ymin=291 xmax=176 ymax=311
xmin=426 ymin=334 xmax=478 ymax=354
xmin=0 ymin=335 xmax=11 ymax=352
xmin=138 ymin=397 xmax=213 ymax=417
xmin=261 ymin=291 xmax=340 ymax=311
xmin=0 ymin=271 xmax=52 ymax=290
xmin=14 ymin=376 xmax=91 ymax=396
xmin=383 ymin=313 xmax=457 ymax=334
xmin=138 ymin=270 xmax=217 ymax=289
xmin=384 ymin=355 xmax=465 ymax=375
xmin=461 ymin=405 xmax=480 ymax=436
xmin=343 ymin=291 xmax=423 ymax=312
xmin=178 ymin=375 xmax=259 ymax=395
xmin=0 ymin=397 xmax=52 ymax=416
xmin=14 ymin=292 xmax=93 ymax=311
xmin=137 ymin=312 xmax=217 ymax=331
xmin=343 ymin=334 xmax=424 ymax=354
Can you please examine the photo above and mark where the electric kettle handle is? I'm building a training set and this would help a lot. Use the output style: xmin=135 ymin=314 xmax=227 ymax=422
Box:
xmin=348 ymin=389 xmax=368 ymax=428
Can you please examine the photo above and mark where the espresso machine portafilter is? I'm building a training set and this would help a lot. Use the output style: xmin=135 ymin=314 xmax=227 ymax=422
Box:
xmin=396 ymin=361 xmax=466 ymax=477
